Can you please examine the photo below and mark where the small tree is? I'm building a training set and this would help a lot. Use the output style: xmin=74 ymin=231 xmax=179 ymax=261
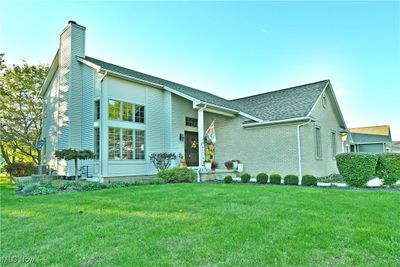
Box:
xmin=149 ymin=153 xmax=176 ymax=171
xmin=54 ymin=149 xmax=95 ymax=181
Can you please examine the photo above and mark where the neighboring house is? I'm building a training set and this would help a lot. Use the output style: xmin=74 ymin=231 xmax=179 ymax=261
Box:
xmin=347 ymin=125 xmax=392 ymax=153
xmin=40 ymin=21 xmax=348 ymax=180
xmin=387 ymin=141 xmax=400 ymax=153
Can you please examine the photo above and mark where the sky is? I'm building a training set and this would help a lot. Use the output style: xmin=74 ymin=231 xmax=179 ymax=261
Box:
xmin=1 ymin=1 xmax=399 ymax=139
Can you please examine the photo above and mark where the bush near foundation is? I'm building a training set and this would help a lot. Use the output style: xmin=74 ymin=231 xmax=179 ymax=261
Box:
xmin=376 ymin=153 xmax=400 ymax=185
xmin=256 ymin=173 xmax=268 ymax=184
xmin=224 ymin=175 xmax=233 ymax=184
xmin=156 ymin=168 xmax=196 ymax=183
xmin=336 ymin=153 xmax=378 ymax=187
xmin=302 ymin=175 xmax=317 ymax=186
xmin=269 ymin=174 xmax=281 ymax=184
xmin=284 ymin=174 xmax=299 ymax=185
xmin=240 ymin=173 xmax=251 ymax=183
xmin=4 ymin=162 xmax=34 ymax=177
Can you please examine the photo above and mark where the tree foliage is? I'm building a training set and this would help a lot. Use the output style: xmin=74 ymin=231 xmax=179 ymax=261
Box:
xmin=0 ymin=54 xmax=49 ymax=165
xmin=149 ymin=153 xmax=176 ymax=171
xmin=54 ymin=149 xmax=95 ymax=181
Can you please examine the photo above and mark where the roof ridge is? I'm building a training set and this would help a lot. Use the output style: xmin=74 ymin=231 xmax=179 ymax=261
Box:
xmin=230 ymin=80 xmax=329 ymax=102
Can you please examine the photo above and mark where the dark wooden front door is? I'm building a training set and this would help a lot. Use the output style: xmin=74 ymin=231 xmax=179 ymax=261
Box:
xmin=185 ymin=131 xmax=199 ymax=166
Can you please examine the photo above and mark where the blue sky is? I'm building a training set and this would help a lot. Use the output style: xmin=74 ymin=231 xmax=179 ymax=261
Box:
xmin=1 ymin=1 xmax=399 ymax=139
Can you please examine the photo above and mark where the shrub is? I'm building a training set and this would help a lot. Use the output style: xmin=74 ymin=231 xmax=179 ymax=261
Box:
xmin=336 ymin=153 xmax=378 ymax=187
xmin=4 ymin=162 xmax=34 ymax=177
xmin=317 ymin=173 xmax=344 ymax=183
xmin=224 ymin=175 xmax=233 ymax=184
xmin=269 ymin=174 xmax=281 ymax=184
xmin=32 ymin=186 xmax=58 ymax=195
xmin=302 ymin=174 xmax=317 ymax=186
xmin=149 ymin=153 xmax=177 ymax=171
xmin=157 ymin=168 xmax=196 ymax=183
xmin=241 ymin=173 xmax=251 ymax=183
xmin=109 ymin=181 xmax=130 ymax=188
xmin=376 ymin=153 xmax=400 ymax=185
xmin=81 ymin=182 xmax=107 ymax=191
xmin=284 ymin=174 xmax=299 ymax=185
xmin=60 ymin=181 xmax=82 ymax=191
xmin=256 ymin=173 xmax=268 ymax=184
xmin=21 ymin=182 xmax=40 ymax=194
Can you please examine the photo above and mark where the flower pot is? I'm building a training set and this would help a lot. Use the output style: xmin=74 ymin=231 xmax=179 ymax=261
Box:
xmin=233 ymin=162 xmax=238 ymax=170
xmin=237 ymin=163 xmax=244 ymax=172
xmin=226 ymin=166 xmax=233 ymax=170
xmin=205 ymin=162 xmax=212 ymax=171
xmin=179 ymin=160 xmax=187 ymax=169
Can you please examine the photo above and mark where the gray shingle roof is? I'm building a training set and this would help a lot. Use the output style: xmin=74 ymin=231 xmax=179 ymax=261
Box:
xmin=230 ymin=80 xmax=328 ymax=121
xmin=351 ymin=133 xmax=392 ymax=143
xmin=84 ymin=56 xmax=237 ymax=110
xmin=84 ymin=56 xmax=327 ymax=121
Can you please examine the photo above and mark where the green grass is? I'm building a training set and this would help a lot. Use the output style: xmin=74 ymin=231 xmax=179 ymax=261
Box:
xmin=1 ymin=176 xmax=399 ymax=266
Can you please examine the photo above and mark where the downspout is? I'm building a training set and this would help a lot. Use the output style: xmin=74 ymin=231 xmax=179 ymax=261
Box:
xmin=297 ymin=120 xmax=311 ymax=184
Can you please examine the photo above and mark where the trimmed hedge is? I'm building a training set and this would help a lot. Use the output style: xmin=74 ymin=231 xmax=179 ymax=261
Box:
xmin=241 ymin=173 xmax=251 ymax=183
xmin=4 ymin=162 xmax=34 ymax=177
xmin=269 ymin=174 xmax=281 ymax=184
xmin=302 ymin=174 xmax=317 ymax=186
xmin=376 ymin=153 xmax=400 ymax=185
xmin=256 ymin=173 xmax=268 ymax=184
xmin=336 ymin=153 xmax=378 ymax=187
xmin=284 ymin=174 xmax=299 ymax=185
xmin=224 ymin=175 xmax=233 ymax=184
xmin=156 ymin=168 xmax=196 ymax=183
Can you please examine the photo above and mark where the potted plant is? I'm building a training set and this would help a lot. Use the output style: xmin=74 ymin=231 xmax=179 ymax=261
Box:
xmin=211 ymin=161 xmax=218 ymax=172
xmin=178 ymin=153 xmax=187 ymax=168
xmin=224 ymin=160 xmax=233 ymax=170
xmin=205 ymin=161 xmax=212 ymax=171
xmin=231 ymin=160 xmax=241 ymax=170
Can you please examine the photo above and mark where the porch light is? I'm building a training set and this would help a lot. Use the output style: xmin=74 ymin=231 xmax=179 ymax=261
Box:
xmin=179 ymin=133 xmax=185 ymax=142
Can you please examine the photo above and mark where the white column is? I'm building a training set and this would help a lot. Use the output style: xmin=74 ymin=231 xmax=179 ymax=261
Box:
xmin=198 ymin=108 xmax=205 ymax=168
xmin=100 ymin=76 xmax=108 ymax=178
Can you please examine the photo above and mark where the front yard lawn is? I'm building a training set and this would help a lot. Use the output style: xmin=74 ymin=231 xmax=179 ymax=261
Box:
xmin=1 ymin=176 xmax=399 ymax=266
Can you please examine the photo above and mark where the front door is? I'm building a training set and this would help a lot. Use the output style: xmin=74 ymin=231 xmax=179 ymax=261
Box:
xmin=185 ymin=131 xmax=199 ymax=166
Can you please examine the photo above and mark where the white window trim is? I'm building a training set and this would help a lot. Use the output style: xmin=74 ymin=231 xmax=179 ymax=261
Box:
xmin=315 ymin=125 xmax=322 ymax=160
xmin=331 ymin=130 xmax=337 ymax=159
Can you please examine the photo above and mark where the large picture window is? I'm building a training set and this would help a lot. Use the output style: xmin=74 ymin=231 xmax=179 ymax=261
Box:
xmin=315 ymin=126 xmax=322 ymax=159
xmin=122 ymin=102 xmax=133 ymax=121
xmin=108 ymin=99 xmax=145 ymax=123
xmin=122 ymin=129 xmax=133 ymax=159
xmin=135 ymin=105 xmax=145 ymax=123
xmin=108 ymin=127 xmax=145 ymax=160
xmin=108 ymin=127 xmax=121 ymax=160
xmin=94 ymin=128 xmax=100 ymax=159
xmin=94 ymin=100 xmax=100 ymax=120
xmin=108 ymin=100 xmax=121 ymax=120
xmin=135 ymin=130 xmax=145 ymax=160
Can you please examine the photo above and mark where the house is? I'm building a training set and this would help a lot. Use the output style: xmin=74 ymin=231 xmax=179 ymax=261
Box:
xmin=388 ymin=141 xmax=400 ymax=153
xmin=40 ymin=21 xmax=348 ymax=181
xmin=347 ymin=125 xmax=392 ymax=153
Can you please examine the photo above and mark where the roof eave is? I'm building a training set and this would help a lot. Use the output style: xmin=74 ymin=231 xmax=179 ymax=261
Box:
xmin=242 ymin=116 xmax=313 ymax=128
xmin=39 ymin=50 xmax=59 ymax=97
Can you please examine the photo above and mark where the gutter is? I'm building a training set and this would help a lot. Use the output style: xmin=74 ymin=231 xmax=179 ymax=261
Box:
xmin=297 ymin=120 xmax=312 ymax=183
xmin=242 ymin=116 xmax=311 ymax=128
